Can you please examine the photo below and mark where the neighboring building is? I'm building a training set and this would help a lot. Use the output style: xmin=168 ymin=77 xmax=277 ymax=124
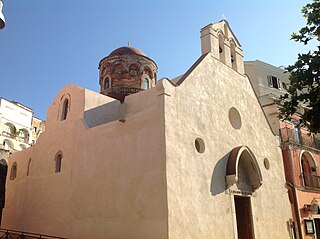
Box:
xmin=2 ymin=21 xmax=292 ymax=239
xmin=245 ymin=60 xmax=320 ymax=239
xmin=244 ymin=60 xmax=290 ymax=99
xmin=0 ymin=98 xmax=45 ymax=225
xmin=0 ymin=98 xmax=45 ymax=156
xmin=0 ymin=98 xmax=33 ymax=155
xmin=31 ymin=116 xmax=45 ymax=145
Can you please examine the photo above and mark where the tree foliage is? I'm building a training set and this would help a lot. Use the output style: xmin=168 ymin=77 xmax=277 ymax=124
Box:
xmin=280 ymin=0 xmax=320 ymax=133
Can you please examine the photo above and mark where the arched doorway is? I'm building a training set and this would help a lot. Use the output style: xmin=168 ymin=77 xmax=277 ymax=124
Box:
xmin=0 ymin=159 xmax=7 ymax=225
xmin=226 ymin=146 xmax=262 ymax=239
xmin=301 ymin=152 xmax=317 ymax=188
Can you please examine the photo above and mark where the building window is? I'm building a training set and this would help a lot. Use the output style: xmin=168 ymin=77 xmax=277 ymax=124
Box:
xmin=143 ymin=78 xmax=149 ymax=90
xmin=33 ymin=127 xmax=37 ymax=133
xmin=61 ymin=99 xmax=69 ymax=121
xmin=18 ymin=129 xmax=29 ymax=143
xmin=55 ymin=153 xmax=62 ymax=173
xmin=2 ymin=141 xmax=7 ymax=150
xmin=3 ymin=123 xmax=15 ymax=138
xmin=104 ymin=78 xmax=110 ymax=89
xmin=10 ymin=162 xmax=17 ymax=180
xmin=267 ymin=75 xmax=281 ymax=89
xmin=3 ymin=125 xmax=10 ymax=134
xmin=19 ymin=144 xmax=26 ymax=151
xmin=195 ymin=138 xmax=205 ymax=153
xmin=301 ymin=152 xmax=317 ymax=188
xmin=3 ymin=139 xmax=13 ymax=151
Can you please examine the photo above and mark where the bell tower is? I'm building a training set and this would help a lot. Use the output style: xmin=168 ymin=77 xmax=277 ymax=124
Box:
xmin=200 ymin=20 xmax=244 ymax=74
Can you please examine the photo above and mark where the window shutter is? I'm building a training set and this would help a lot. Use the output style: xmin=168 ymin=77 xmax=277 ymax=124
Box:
xmin=277 ymin=78 xmax=281 ymax=89
xmin=267 ymin=75 xmax=272 ymax=87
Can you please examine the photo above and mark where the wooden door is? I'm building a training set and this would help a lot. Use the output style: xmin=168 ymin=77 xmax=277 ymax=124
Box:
xmin=235 ymin=196 xmax=254 ymax=239
xmin=302 ymin=157 xmax=312 ymax=187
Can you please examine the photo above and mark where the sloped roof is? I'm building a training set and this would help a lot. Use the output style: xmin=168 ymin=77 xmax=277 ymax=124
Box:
xmin=173 ymin=53 xmax=209 ymax=86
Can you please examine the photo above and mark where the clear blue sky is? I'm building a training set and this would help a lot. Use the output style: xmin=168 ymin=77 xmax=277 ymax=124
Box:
xmin=0 ymin=0 xmax=315 ymax=120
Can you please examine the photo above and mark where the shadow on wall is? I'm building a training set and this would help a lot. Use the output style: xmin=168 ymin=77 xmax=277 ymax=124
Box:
xmin=210 ymin=151 xmax=230 ymax=196
xmin=83 ymin=100 xmax=121 ymax=128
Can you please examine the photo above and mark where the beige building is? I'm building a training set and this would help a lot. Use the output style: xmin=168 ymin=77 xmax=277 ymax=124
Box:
xmin=2 ymin=21 xmax=292 ymax=239
xmin=31 ymin=116 xmax=45 ymax=145
xmin=244 ymin=60 xmax=290 ymax=98
xmin=244 ymin=60 xmax=290 ymax=135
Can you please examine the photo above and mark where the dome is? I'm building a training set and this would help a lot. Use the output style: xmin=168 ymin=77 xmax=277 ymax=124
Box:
xmin=108 ymin=46 xmax=146 ymax=57
xmin=99 ymin=46 xmax=158 ymax=102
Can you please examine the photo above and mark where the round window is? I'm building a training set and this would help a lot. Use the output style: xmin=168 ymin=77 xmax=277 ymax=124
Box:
xmin=228 ymin=107 xmax=242 ymax=129
xmin=195 ymin=138 xmax=205 ymax=154
xmin=264 ymin=158 xmax=270 ymax=170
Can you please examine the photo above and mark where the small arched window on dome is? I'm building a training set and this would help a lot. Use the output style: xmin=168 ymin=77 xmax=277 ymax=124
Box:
xmin=104 ymin=77 xmax=110 ymax=89
xmin=10 ymin=162 xmax=17 ymax=180
xmin=55 ymin=152 xmax=63 ymax=173
xmin=143 ymin=78 xmax=149 ymax=90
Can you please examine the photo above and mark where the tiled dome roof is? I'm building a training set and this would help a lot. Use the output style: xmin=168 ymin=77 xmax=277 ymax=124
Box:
xmin=109 ymin=46 xmax=146 ymax=57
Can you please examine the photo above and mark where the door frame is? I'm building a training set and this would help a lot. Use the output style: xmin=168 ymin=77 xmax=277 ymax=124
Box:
xmin=231 ymin=194 xmax=256 ymax=239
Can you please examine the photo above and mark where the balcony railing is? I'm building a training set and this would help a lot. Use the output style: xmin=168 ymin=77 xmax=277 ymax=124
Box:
xmin=17 ymin=136 xmax=29 ymax=143
xmin=303 ymin=173 xmax=320 ymax=189
xmin=280 ymin=127 xmax=320 ymax=150
xmin=1 ymin=131 xmax=14 ymax=139
xmin=1 ymin=132 xmax=30 ymax=144
xmin=0 ymin=228 xmax=68 ymax=239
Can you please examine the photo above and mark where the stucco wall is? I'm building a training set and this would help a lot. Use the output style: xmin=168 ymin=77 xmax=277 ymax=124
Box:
xmin=2 ymin=84 xmax=168 ymax=239
xmin=163 ymin=54 xmax=291 ymax=239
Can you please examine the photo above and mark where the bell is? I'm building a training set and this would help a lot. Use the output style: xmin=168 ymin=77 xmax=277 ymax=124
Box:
xmin=0 ymin=0 xmax=5 ymax=29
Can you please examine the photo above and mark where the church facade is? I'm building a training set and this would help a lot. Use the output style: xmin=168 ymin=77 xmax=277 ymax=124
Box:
xmin=2 ymin=21 xmax=292 ymax=239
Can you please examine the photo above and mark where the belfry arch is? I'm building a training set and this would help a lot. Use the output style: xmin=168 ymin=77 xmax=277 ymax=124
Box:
xmin=226 ymin=146 xmax=263 ymax=192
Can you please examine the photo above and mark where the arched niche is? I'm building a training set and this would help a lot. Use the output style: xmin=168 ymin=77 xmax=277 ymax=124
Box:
xmin=226 ymin=146 xmax=262 ymax=192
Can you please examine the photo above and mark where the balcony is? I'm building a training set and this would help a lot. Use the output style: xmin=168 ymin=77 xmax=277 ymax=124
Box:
xmin=280 ymin=127 xmax=320 ymax=150
xmin=18 ymin=136 xmax=29 ymax=143
xmin=303 ymin=173 xmax=320 ymax=190
xmin=2 ymin=131 xmax=15 ymax=139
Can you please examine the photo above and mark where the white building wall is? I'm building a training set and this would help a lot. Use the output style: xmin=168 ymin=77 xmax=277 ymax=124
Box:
xmin=0 ymin=98 xmax=33 ymax=152
xmin=163 ymin=54 xmax=291 ymax=239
